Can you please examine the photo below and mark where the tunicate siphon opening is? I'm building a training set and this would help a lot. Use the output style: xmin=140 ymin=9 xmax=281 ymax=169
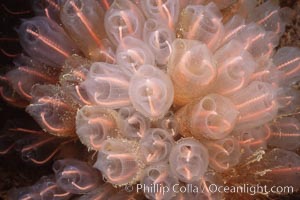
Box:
xmin=201 ymin=97 xmax=216 ymax=111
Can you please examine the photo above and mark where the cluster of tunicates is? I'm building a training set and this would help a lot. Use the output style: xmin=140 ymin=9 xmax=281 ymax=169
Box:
xmin=1 ymin=0 xmax=300 ymax=199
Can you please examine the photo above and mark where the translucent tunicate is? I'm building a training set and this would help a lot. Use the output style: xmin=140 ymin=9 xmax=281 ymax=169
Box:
xmin=8 ymin=176 xmax=72 ymax=200
xmin=230 ymin=81 xmax=278 ymax=130
xmin=176 ymin=94 xmax=239 ymax=140
xmin=94 ymin=138 xmax=143 ymax=185
xmin=178 ymin=2 xmax=224 ymax=51
xmin=60 ymin=0 xmax=115 ymax=62
xmin=129 ymin=64 xmax=174 ymax=119
xmin=76 ymin=105 xmax=119 ymax=150
xmin=17 ymin=134 xmax=65 ymax=165
xmin=213 ymin=40 xmax=257 ymax=96
xmin=222 ymin=15 xmax=246 ymax=45
xmin=169 ymin=138 xmax=209 ymax=183
xmin=154 ymin=111 xmax=179 ymax=138
xmin=141 ymin=163 xmax=179 ymax=200
xmin=143 ymin=18 xmax=175 ymax=66
xmin=53 ymin=159 xmax=101 ymax=194
xmin=26 ymin=84 xmax=77 ymax=137
xmin=81 ymin=62 xmax=132 ymax=109
xmin=6 ymin=55 xmax=59 ymax=101
xmin=117 ymin=107 xmax=150 ymax=139
xmin=273 ymin=47 xmax=300 ymax=85
xmin=168 ymin=39 xmax=216 ymax=106
xmin=33 ymin=176 xmax=71 ymax=200
xmin=139 ymin=128 xmax=174 ymax=164
xmin=203 ymin=136 xmax=241 ymax=172
xmin=247 ymin=0 xmax=288 ymax=36
xmin=104 ymin=0 xmax=145 ymax=46
xmin=141 ymin=0 xmax=180 ymax=29
xmin=18 ymin=16 xmax=78 ymax=67
xmin=116 ymin=36 xmax=155 ymax=71
xmin=250 ymin=60 xmax=283 ymax=85
xmin=229 ymin=23 xmax=279 ymax=64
